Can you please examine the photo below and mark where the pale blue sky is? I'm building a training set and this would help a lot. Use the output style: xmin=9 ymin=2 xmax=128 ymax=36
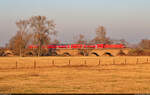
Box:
xmin=0 ymin=0 xmax=150 ymax=46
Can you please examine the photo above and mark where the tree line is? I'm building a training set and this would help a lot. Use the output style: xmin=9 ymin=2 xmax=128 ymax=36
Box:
xmin=0 ymin=15 xmax=150 ymax=56
xmin=7 ymin=16 xmax=58 ymax=56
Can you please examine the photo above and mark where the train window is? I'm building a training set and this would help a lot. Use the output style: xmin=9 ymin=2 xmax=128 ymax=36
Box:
xmin=71 ymin=44 xmax=83 ymax=48
xmin=48 ymin=45 xmax=57 ymax=48
xmin=96 ymin=44 xmax=104 ymax=48
xmin=57 ymin=45 xmax=67 ymax=48
xmin=86 ymin=45 xmax=96 ymax=48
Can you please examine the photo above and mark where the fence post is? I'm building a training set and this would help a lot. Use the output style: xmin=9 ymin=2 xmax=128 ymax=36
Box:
xmin=34 ymin=59 xmax=36 ymax=69
xmin=69 ymin=59 xmax=71 ymax=65
xmin=113 ymin=58 xmax=115 ymax=65
xmin=124 ymin=58 xmax=126 ymax=65
xmin=52 ymin=60 xmax=54 ymax=65
xmin=136 ymin=58 xmax=139 ymax=64
xmin=98 ymin=59 xmax=101 ymax=65
xmin=84 ymin=60 xmax=86 ymax=65
xmin=16 ymin=60 xmax=18 ymax=69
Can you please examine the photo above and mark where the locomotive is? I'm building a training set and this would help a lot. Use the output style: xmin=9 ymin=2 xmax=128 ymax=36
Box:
xmin=28 ymin=44 xmax=125 ymax=49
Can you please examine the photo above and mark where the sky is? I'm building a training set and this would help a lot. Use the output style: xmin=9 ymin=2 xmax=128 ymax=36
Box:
xmin=0 ymin=0 xmax=150 ymax=46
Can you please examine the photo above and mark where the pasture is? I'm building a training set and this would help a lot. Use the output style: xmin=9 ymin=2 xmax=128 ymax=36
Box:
xmin=0 ymin=56 xmax=150 ymax=93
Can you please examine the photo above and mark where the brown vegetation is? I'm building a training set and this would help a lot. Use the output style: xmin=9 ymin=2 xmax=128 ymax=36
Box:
xmin=138 ymin=39 xmax=150 ymax=49
xmin=0 ymin=60 xmax=150 ymax=93
xmin=127 ymin=49 xmax=150 ymax=56
xmin=76 ymin=34 xmax=87 ymax=44
xmin=1 ymin=16 xmax=150 ymax=57
xmin=7 ymin=16 xmax=58 ymax=57
xmin=91 ymin=25 xmax=112 ymax=44
xmin=29 ymin=16 xmax=56 ymax=56
xmin=9 ymin=20 xmax=32 ymax=56
xmin=117 ymin=50 xmax=126 ymax=56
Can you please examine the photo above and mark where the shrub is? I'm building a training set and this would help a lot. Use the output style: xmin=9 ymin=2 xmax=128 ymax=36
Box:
xmin=0 ymin=49 xmax=5 ymax=56
xmin=117 ymin=50 xmax=126 ymax=56
xmin=128 ymin=48 xmax=150 ymax=56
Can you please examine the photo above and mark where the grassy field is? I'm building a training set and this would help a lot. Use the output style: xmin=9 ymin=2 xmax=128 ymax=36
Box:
xmin=0 ymin=56 xmax=149 ymax=68
xmin=0 ymin=56 xmax=150 ymax=93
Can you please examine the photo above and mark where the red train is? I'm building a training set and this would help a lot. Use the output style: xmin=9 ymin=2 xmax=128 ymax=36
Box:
xmin=28 ymin=44 xmax=125 ymax=49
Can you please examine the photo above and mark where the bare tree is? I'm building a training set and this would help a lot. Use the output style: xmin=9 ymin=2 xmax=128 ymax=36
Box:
xmin=74 ymin=34 xmax=89 ymax=56
xmin=0 ymin=48 xmax=5 ymax=56
xmin=119 ymin=39 xmax=128 ymax=46
xmin=138 ymin=39 xmax=150 ymax=49
xmin=76 ymin=34 xmax=87 ymax=44
xmin=52 ymin=39 xmax=60 ymax=45
xmin=29 ymin=16 xmax=56 ymax=56
xmin=92 ymin=25 xmax=112 ymax=44
xmin=9 ymin=20 xmax=32 ymax=56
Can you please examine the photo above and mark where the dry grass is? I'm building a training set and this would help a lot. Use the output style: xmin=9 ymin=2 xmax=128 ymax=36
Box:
xmin=0 ymin=56 xmax=150 ymax=93
xmin=0 ymin=56 xmax=149 ymax=68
